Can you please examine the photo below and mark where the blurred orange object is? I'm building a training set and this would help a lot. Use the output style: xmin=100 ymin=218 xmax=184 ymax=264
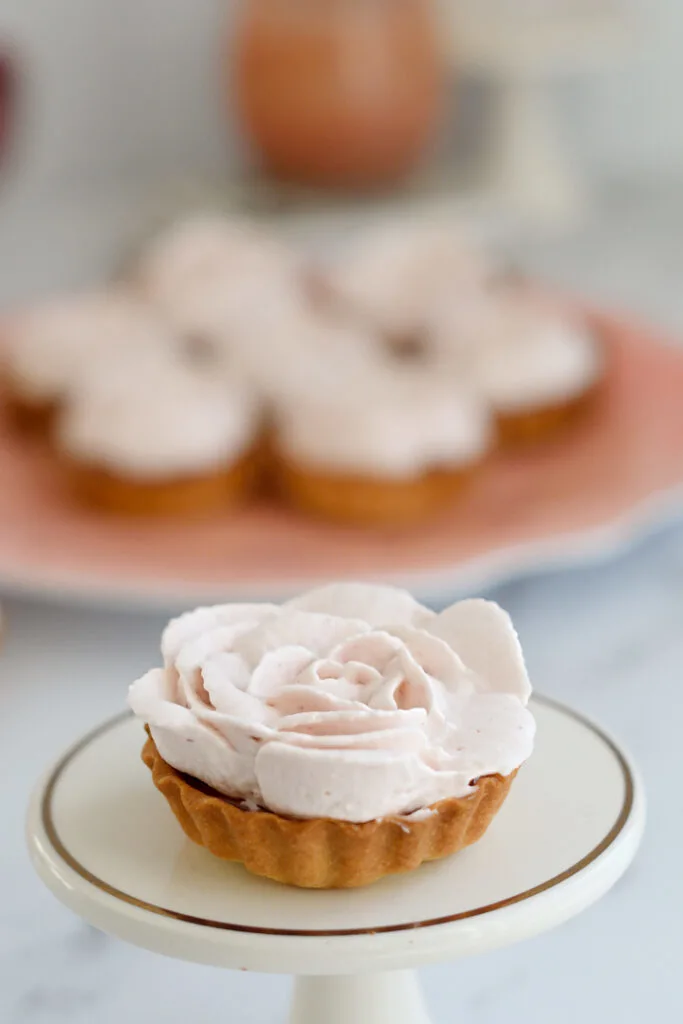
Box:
xmin=233 ymin=0 xmax=444 ymax=190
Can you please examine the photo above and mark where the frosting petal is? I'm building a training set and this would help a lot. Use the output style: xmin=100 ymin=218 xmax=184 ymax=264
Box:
xmin=162 ymin=604 xmax=278 ymax=665
xmin=232 ymin=610 xmax=369 ymax=666
xmin=329 ymin=630 xmax=403 ymax=673
xmin=443 ymin=693 xmax=536 ymax=778
xmin=128 ymin=668 xmax=188 ymax=728
xmin=286 ymin=583 xmax=433 ymax=629
xmin=255 ymin=743 xmax=461 ymax=821
xmin=269 ymin=684 xmax=366 ymax=716
xmin=427 ymin=599 xmax=531 ymax=702
xmin=248 ymin=646 xmax=316 ymax=698
xmin=387 ymin=625 xmax=472 ymax=690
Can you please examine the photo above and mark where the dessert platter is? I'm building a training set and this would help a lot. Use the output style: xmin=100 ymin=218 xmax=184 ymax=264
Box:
xmin=27 ymin=583 xmax=645 ymax=1023
xmin=2 ymin=214 xmax=683 ymax=609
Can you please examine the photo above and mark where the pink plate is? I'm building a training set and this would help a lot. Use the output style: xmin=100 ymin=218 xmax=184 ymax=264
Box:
xmin=1 ymin=311 xmax=682 ymax=609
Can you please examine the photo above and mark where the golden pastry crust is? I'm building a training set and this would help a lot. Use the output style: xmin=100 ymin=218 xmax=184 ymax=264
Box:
xmin=61 ymin=451 xmax=260 ymax=517
xmin=274 ymin=453 xmax=479 ymax=527
xmin=496 ymin=379 xmax=603 ymax=446
xmin=142 ymin=735 xmax=518 ymax=889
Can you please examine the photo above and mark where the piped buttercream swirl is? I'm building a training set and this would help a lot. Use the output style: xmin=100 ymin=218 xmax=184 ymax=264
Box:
xmin=129 ymin=583 xmax=535 ymax=822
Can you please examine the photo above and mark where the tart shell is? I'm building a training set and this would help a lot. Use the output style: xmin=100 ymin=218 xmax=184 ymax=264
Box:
xmin=142 ymin=734 xmax=518 ymax=889
xmin=496 ymin=378 xmax=603 ymax=446
xmin=274 ymin=454 xmax=479 ymax=528
xmin=61 ymin=450 xmax=260 ymax=517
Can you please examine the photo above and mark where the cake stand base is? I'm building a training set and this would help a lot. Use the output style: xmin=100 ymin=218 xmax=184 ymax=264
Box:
xmin=444 ymin=6 xmax=630 ymax=226
xmin=290 ymin=971 xmax=430 ymax=1024
xmin=485 ymin=72 xmax=585 ymax=225
xmin=27 ymin=695 xmax=644 ymax=1023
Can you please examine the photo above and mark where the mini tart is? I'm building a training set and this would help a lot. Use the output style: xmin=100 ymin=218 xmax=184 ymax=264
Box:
xmin=274 ymin=452 xmax=477 ymax=527
xmin=470 ymin=296 xmax=605 ymax=447
xmin=142 ymin=734 xmax=517 ymax=889
xmin=1 ymin=292 xmax=173 ymax=438
xmin=56 ymin=350 xmax=262 ymax=517
xmin=62 ymin=449 xmax=260 ymax=517
xmin=270 ymin=368 xmax=493 ymax=527
xmin=496 ymin=377 xmax=603 ymax=447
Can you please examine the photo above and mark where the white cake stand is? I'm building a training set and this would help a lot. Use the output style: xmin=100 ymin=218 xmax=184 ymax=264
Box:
xmin=441 ymin=3 xmax=631 ymax=223
xmin=27 ymin=695 xmax=644 ymax=1024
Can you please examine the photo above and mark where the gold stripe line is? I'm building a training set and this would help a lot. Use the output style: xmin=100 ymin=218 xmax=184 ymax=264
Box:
xmin=40 ymin=695 xmax=635 ymax=938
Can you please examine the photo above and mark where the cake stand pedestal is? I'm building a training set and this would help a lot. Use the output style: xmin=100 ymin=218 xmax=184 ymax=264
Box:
xmin=442 ymin=4 xmax=631 ymax=224
xmin=27 ymin=696 xmax=644 ymax=1024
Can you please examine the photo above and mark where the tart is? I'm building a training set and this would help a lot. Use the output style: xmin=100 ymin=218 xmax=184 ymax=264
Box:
xmin=129 ymin=583 xmax=535 ymax=887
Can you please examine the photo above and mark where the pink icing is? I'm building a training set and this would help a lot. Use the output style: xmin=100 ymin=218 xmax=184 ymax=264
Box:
xmin=128 ymin=583 xmax=535 ymax=822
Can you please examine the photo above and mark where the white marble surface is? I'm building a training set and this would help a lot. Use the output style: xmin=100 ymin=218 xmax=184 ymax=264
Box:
xmin=2 ymin=182 xmax=683 ymax=1021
